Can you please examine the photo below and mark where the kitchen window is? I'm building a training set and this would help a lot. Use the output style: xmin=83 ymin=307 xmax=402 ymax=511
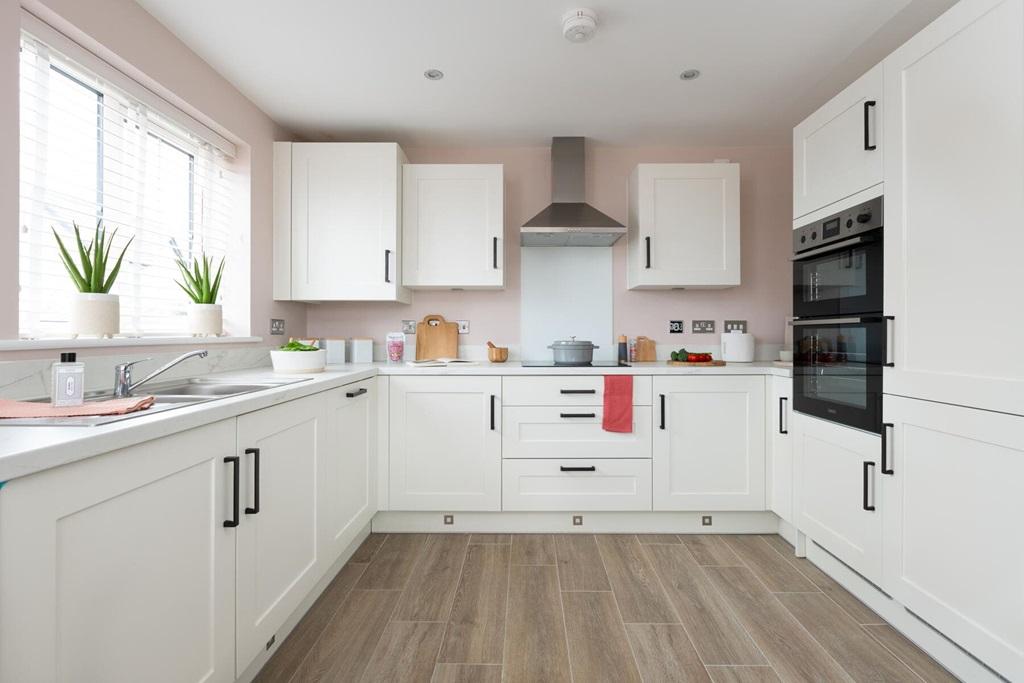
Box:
xmin=18 ymin=30 xmax=241 ymax=339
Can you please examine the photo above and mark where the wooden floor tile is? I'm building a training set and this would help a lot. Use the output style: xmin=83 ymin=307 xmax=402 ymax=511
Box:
xmin=504 ymin=564 xmax=571 ymax=683
xmin=704 ymin=566 xmax=853 ymax=682
xmin=681 ymin=534 xmax=744 ymax=566
xmin=430 ymin=663 xmax=503 ymax=683
xmin=469 ymin=533 xmax=510 ymax=544
xmin=644 ymin=544 xmax=766 ymax=665
xmin=255 ymin=562 xmax=366 ymax=683
xmin=595 ymin=534 xmax=678 ymax=623
xmin=349 ymin=533 xmax=388 ymax=563
xmin=393 ymin=534 xmax=470 ymax=621
xmin=555 ymin=534 xmax=612 ymax=591
xmin=625 ymin=623 xmax=711 ymax=683
xmin=562 ymin=591 xmax=642 ymax=683
xmin=289 ymin=589 xmax=401 ymax=683
xmin=705 ymin=665 xmax=783 ymax=682
xmin=510 ymin=534 xmax=556 ymax=565
xmin=636 ymin=533 xmax=682 ymax=544
xmin=356 ymin=533 xmax=427 ymax=590
xmin=359 ymin=620 xmax=445 ymax=682
xmin=438 ymin=544 xmax=509 ymax=664
xmin=864 ymin=625 xmax=960 ymax=683
xmin=720 ymin=535 xmax=817 ymax=593
xmin=777 ymin=592 xmax=918 ymax=682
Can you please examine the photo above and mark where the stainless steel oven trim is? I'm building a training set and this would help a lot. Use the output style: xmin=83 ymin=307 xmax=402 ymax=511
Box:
xmin=792 ymin=316 xmax=885 ymax=326
xmin=791 ymin=235 xmax=875 ymax=261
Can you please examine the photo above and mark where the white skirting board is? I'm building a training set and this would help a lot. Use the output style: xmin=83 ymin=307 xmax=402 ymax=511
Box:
xmin=371 ymin=510 xmax=779 ymax=534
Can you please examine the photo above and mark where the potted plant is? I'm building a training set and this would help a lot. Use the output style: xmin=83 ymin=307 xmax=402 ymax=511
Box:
xmin=52 ymin=221 xmax=133 ymax=338
xmin=174 ymin=253 xmax=225 ymax=336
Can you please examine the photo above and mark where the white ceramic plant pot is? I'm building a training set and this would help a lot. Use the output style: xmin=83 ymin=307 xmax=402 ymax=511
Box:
xmin=187 ymin=303 xmax=223 ymax=337
xmin=270 ymin=349 xmax=327 ymax=373
xmin=70 ymin=292 xmax=119 ymax=338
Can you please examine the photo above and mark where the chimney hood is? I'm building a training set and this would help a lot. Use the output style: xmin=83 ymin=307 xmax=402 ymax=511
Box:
xmin=521 ymin=137 xmax=625 ymax=247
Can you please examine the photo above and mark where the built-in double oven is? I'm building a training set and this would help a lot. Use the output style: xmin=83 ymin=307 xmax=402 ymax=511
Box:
xmin=792 ymin=196 xmax=888 ymax=434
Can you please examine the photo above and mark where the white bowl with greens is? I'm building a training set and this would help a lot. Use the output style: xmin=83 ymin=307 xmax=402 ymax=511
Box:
xmin=270 ymin=340 xmax=327 ymax=373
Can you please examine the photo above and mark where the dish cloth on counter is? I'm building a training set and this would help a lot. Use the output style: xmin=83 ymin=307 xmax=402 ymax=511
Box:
xmin=602 ymin=375 xmax=633 ymax=433
xmin=0 ymin=396 xmax=155 ymax=419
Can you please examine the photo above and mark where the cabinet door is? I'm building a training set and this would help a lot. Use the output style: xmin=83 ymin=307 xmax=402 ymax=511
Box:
xmin=627 ymin=163 xmax=740 ymax=289
xmin=320 ymin=380 xmax=376 ymax=565
xmin=652 ymin=376 xmax=765 ymax=510
xmin=0 ymin=421 xmax=237 ymax=683
xmin=235 ymin=395 xmax=325 ymax=672
xmin=883 ymin=395 xmax=1024 ymax=680
xmin=389 ymin=376 xmax=501 ymax=510
xmin=769 ymin=376 xmax=794 ymax=522
xmin=403 ymin=164 xmax=504 ymax=289
xmin=793 ymin=64 xmax=882 ymax=220
xmin=884 ymin=0 xmax=1024 ymax=417
xmin=792 ymin=412 xmax=883 ymax=585
xmin=290 ymin=142 xmax=409 ymax=302
xmin=502 ymin=406 xmax=653 ymax=460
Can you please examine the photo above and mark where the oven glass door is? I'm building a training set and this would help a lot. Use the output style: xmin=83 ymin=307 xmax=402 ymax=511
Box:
xmin=792 ymin=233 xmax=883 ymax=318
xmin=793 ymin=317 xmax=885 ymax=433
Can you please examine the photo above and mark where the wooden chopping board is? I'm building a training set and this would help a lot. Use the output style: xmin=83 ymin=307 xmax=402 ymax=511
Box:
xmin=415 ymin=314 xmax=459 ymax=360
xmin=635 ymin=336 xmax=657 ymax=362
xmin=666 ymin=360 xmax=727 ymax=367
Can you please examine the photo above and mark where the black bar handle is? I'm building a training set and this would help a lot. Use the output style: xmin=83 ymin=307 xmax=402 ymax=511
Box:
xmin=244 ymin=448 xmax=260 ymax=515
xmin=224 ymin=456 xmax=240 ymax=528
xmin=490 ymin=394 xmax=496 ymax=431
xmin=881 ymin=423 xmax=894 ymax=475
xmin=346 ymin=387 xmax=368 ymax=398
xmin=659 ymin=394 xmax=666 ymax=430
xmin=560 ymin=465 xmax=596 ymax=472
xmin=493 ymin=236 xmax=499 ymax=269
xmin=560 ymin=388 xmax=596 ymax=395
xmin=883 ymin=316 xmax=895 ymax=367
xmin=863 ymin=461 xmax=876 ymax=511
xmin=779 ymin=397 xmax=788 ymax=434
xmin=560 ymin=412 xmax=596 ymax=418
xmin=384 ymin=249 xmax=392 ymax=283
xmin=864 ymin=101 xmax=877 ymax=151
xmin=645 ymin=236 xmax=652 ymax=269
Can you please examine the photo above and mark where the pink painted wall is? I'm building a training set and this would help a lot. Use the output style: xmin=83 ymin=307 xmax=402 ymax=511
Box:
xmin=307 ymin=145 xmax=792 ymax=349
xmin=0 ymin=0 xmax=306 ymax=359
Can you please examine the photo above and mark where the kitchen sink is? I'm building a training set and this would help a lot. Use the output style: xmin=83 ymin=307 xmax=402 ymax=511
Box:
xmin=148 ymin=381 xmax=291 ymax=397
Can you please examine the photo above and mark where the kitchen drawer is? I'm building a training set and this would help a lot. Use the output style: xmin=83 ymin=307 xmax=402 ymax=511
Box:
xmin=502 ymin=406 xmax=652 ymax=459
xmin=502 ymin=459 xmax=652 ymax=511
xmin=503 ymin=376 xmax=652 ymax=406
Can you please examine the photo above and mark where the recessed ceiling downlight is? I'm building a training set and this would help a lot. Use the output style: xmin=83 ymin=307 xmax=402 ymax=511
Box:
xmin=424 ymin=68 xmax=444 ymax=81
xmin=680 ymin=69 xmax=701 ymax=81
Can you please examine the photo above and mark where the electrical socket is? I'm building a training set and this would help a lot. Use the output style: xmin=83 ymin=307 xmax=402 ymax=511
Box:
xmin=701 ymin=515 xmax=713 ymax=526
xmin=401 ymin=320 xmax=417 ymax=334
xmin=443 ymin=514 xmax=454 ymax=525
xmin=692 ymin=320 xmax=715 ymax=334
xmin=724 ymin=320 xmax=748 ymax=333
xmin=669 ymin=320 xmax=685 ymax=334
xmin=270 ymin=319 xmax=285 ymax=335
xmin=456 ymin=320 xmax=470 ymax=334
xmin=572 ymin=515 xmax=584 ymax=526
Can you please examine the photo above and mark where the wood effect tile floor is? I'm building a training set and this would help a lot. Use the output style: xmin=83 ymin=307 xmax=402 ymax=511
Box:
xmin=255 ymin=533 xmax=959 ymax=683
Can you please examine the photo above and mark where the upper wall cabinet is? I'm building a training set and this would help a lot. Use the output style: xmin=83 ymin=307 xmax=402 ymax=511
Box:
xmin=403 ymin=164 xmax=504 ymax=289
xmin=274 ymin=142 xmax=411 ymax=302
xmin=793 ymin=64 xmax=882 ymax=221
xmin=626 ymin=163 xmax=740 ymax=290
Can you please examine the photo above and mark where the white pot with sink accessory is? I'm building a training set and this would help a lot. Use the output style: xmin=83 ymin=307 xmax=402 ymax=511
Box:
xmin=721 ymin=330 xmax=755 ymax=362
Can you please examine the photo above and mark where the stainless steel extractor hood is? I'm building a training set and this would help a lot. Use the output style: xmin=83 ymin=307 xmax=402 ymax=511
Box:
xmin=521 ymin=137 xmax=625 ymax=247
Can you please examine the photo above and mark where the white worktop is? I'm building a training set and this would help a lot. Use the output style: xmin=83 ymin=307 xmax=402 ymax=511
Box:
xmin=0 ymin=361 xmax=790 ymax=483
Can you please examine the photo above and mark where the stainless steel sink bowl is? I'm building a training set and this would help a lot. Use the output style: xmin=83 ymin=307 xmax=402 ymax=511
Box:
xmin=148 ymin=382 xmax=285 ymax=397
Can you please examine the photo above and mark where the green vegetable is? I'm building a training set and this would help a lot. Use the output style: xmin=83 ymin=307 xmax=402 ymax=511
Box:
xmin=52 ymin=220 xmax=134 ymax=293
xmin=279 ymin=340 xmax=320 ymax=352
xmin=174 ymin=252 xmax=225 ymax=304
xmin=678 ymin=348 xmax=688 ymax=356
xmin=670 ymin=351 xmax=679 ymax=361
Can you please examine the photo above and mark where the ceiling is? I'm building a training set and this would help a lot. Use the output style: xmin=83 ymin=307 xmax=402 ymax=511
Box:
xmin=134 ymin=0 xmax=955 ymax=147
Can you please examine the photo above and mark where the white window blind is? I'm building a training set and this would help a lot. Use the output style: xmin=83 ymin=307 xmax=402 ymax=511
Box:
xmin=18 ymin=31 xmax=238 ymax=339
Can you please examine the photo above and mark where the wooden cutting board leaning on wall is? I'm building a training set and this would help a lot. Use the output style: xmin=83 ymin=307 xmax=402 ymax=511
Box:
xmin=415 ymin=314 xmax=459 ymax=360
xmin=635 ymin=336 xmax=657 ymax=361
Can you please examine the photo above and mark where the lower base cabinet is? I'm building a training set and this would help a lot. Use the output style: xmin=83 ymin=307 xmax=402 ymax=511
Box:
xmin=502 ymin=458 xmax=652 ymax=511
xmin=768 ymin=376 xmax=793 ymax=522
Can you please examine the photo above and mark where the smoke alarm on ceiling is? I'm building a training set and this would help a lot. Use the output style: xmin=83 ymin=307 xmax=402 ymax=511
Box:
xmin=563 ymin=9 xmax=598 ymax=43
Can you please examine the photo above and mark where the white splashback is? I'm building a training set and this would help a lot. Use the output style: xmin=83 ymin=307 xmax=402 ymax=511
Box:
xmin=520 ymin=247 xmax=614 ymax=362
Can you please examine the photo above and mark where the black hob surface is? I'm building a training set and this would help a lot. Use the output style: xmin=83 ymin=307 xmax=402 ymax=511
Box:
xmin=520 ymin=360 xmax=630 ymax=367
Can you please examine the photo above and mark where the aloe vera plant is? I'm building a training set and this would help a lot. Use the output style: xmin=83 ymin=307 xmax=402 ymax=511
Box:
xmin=175 ymin=253 xmax=225 ymax=305
xmin=51 ymin=220 xmax=133 ymax=293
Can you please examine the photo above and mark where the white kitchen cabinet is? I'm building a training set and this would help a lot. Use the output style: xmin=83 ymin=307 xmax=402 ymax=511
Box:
xmin=503 ymin=375 xmax=652 ymax=406
xmin=389 ymin=376 xmax=502 ymax=510
xmin=235 ymin=394 xmax=325 ymax=672
xmin=768 ymin=376 xmax=793 ymax=522
xmin=402 ymin=164 xmax=504 ymax=289
xmin=502 ymin=406 xmax=652 ymax=460
xmin=793 ymin=64 xmax=882 ymax=220
xmin=792 ymin=412 xmax=883 ymax=585
xmin=652 ymin=376 xmax=765 ymax=510
xmin=502 ymin=458 xmax=652 ymax=511
xmin=274 ymin=141 xmax=410 ymax=302
xmin=883 ymin=0 xmax=1024 ymax=417
xmin=627 ymin=163 xmax=741 ymax=289
xmin=0 ymin=421 xmax=237 ymax=683
xmin=882 ymin=395 xmax=1024 ymax=680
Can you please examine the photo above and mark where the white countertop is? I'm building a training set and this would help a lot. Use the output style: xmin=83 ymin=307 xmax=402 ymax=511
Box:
xmin=0 ymin=361 xmax=790 ymax=483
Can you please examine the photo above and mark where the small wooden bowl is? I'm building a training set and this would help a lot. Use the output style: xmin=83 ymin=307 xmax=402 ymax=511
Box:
xmin=487 ymin=346 xmax=509 ymax=363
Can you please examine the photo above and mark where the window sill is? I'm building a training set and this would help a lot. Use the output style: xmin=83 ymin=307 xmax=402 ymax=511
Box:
xmin=0 ymin=336 xmax=264 ymax=351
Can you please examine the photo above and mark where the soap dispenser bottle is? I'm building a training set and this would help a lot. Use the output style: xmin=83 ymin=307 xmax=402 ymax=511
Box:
xmin=51 ymin=352 xmax=85 ymax=407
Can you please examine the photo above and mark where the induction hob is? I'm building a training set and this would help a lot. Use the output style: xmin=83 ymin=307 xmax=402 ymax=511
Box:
xmin=520 ymin=360 xmax=631 ymax=368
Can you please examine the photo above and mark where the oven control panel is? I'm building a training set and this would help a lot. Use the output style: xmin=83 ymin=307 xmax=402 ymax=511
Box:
xmin=794 ymin=196 xmax=884 ymax=255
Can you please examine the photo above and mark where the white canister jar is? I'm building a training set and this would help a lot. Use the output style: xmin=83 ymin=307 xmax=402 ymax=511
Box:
xmin=70 ymin=292 xmax=120 ymax=338
xmin=187 ymin=303 xmax=223 ymax=337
